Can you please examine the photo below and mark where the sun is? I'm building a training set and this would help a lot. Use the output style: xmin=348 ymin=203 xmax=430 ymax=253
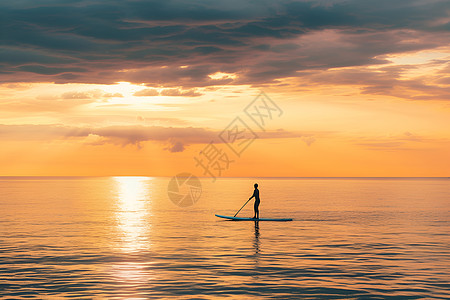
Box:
xmin=103 ymin=82 xmax=146 ymax=97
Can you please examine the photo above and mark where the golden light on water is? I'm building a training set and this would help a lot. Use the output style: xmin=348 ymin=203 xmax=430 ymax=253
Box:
xmin=114 ymin=176 xmax=152 ymax=252
xmin=111 ymin=176 xmax=154 ymax=289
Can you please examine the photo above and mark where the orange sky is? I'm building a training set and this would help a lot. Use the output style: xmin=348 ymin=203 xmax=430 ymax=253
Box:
xmin=1 ymin=1 xmax=449 ymax=177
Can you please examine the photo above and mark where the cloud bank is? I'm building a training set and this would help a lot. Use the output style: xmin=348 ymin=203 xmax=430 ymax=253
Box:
xmin=0 ymin=124 xmax=319 ymax=152
xmin=1 ymin=0 xmax=448 ymax=98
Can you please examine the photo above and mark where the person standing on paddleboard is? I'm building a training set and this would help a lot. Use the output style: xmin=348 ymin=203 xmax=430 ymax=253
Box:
xmin=249 ymin=183 xmax=260 ymax=219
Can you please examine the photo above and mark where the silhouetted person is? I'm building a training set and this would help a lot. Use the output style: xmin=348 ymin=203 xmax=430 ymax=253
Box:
xmin=249 ymin=183 xmax=260 ymax=219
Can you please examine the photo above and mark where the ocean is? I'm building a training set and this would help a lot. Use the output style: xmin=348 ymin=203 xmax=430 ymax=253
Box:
xmin=1 ymin=177 xmax=449 ymax=299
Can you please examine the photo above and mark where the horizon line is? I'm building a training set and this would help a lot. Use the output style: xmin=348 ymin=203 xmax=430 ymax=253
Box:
xmin=0 ymin=176 xmax=449 ymax=179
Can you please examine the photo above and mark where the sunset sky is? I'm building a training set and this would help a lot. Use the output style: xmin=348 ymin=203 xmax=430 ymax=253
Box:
xmin=1 ymin=0 xmax=449 ymax=177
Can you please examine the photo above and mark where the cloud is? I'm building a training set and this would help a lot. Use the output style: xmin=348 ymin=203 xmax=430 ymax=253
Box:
xmin=0 ymin=88 xmax=125 ymax=112
xmin=354 ymin=132 xmax=439 ymax=151
xmin=135 ymin=116 xmax=189 ymax=126
xmin=18 ymin=65 xmax=88 ymax=75
xmin=0 ymin=96 xmax=95 ymax=113
xmin=133 ymin=87 xmax=203 ymax=97
xmin=357 ymin=141 xmax=405 ymax=150
xmin=60 ymin=89 xmax=123 ymax=100
xmin=0 ymin=123 xmax=323 ymax=152
xmin=301 ymin=136 xmax=316 ymax=146
xmin=103 ymin=92 xmax=123 ymax=98
xmin=0 ymin=0 xmax=448 ymax=97
xmin=165 ymin=141 xmax=185 ymax=153
xmin=294 ymin=59 xmax=450 ymax=100
xmin=133 ymin=88 xmax=159 ymax=96
xmin=0 ymin=124 xmax=90 ymax=140
xmin=61 ymin=90 xmax=103 ymax=99
xmin=160 ymin=88 xmax=202 ymax=97
xmin=91 ymin=125 xmax=217 ymax=147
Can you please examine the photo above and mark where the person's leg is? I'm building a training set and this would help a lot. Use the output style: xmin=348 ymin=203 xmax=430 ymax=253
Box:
xmin=255 ymin=201 xmax=259 ymax=219
xmin=253 ymin=201 xmax=257 ymax=218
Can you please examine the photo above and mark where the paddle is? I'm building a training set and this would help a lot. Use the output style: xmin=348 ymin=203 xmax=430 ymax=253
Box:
xmin=234 ymin=198 xmax=252 ymax=217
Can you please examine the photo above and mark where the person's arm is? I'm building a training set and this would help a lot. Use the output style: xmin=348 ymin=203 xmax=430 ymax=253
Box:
xmin=249 ymin=190 xmax=255 ymax=200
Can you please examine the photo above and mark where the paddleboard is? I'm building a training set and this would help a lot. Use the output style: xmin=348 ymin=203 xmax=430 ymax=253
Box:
xmin=215 ymin=214 xmax=293 ymax=221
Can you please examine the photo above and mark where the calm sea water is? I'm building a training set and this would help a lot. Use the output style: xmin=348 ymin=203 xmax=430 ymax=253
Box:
xmin=0 ymin=177 xmax=449 ymax=299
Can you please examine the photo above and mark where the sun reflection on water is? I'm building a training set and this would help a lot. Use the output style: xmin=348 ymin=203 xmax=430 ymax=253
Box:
xmin=110 ymin=176 xmax=154 ymax=291
xmin=114 ymin=176 xmax=152 ymax=252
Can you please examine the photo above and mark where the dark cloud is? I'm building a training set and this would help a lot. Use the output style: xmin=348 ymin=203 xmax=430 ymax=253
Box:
xmin=0 ymin=47 xmax=76 ymax=65
xmin=165 ymin=141 xmax=185 ymax=153
xmin=0 ymin=0 xmax=448 ymax=90
xmin=18 ymin=65 xmax=88 ymax=75
xmin=299 ymin=61 xmax=450 ymax=100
